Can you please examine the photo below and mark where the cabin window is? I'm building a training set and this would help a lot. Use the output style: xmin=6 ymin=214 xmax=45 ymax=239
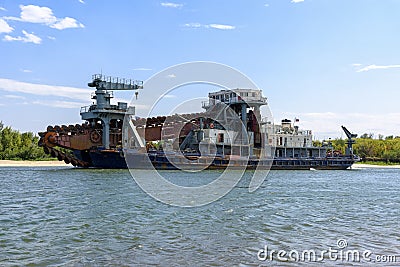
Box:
xmin=252 ymin=92 xmax=255 ymax=97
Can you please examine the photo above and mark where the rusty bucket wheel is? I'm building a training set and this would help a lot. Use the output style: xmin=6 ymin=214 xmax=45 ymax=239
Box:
xmin=90 ymin=129 xmax=102 ymax=143
xmin=43 ymin=132 xmax=57 ymax=148
xmin=38 ymin=125 xmax=92 ymax=168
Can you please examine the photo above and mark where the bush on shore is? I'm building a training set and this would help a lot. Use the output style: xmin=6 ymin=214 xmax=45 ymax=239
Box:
xmin=0 ymin=121 xmax=51 ymax=160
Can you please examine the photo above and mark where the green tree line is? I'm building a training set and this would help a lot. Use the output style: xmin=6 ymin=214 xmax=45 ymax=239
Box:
xmin=330 ymin=134 xmax=400 ymax=163
xmin=0 ymin=121 xmax=51 ymax=160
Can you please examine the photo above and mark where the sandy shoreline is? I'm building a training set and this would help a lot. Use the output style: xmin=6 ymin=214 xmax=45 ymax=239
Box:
xmin=0 ymin=160 xmax=72 ymax=167
xmin=352 ymin=163 xmax=400 ymax=169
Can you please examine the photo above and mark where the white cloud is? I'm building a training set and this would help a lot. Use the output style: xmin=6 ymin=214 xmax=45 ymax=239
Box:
xmin=0 ymin=79 xmax=149 ymax=110
xmin=21 ymin=69 xmax=33 ymax=73
xmin=19 ymin=4 xmax=56 ymax=24
xmin=32 ymin=100 xmax=86 ymax=109
xmin=0 ymin=7 xmax=6 ymax=11
xmin=133 ymin=68 xmax=152 ymax=71
xmin=264 ymin=4 xmax=270 ymax=7
xmin=47 ymin=36 xmax=56 ymax=40
xmin=184 ymin=22 xmax=235 ymax=30
xmin=167 ymin=74 xmax=176 ymax=78
xmin=5 ymin=5 xmax=84 ymax=30
xmin=351 ymin=63 xmax=362 ymax=67
xmin=356 ymin=64 xmax=400 ymax=72
xmin=161 ymin=2 xmax=183 ymax=8
xmin=208 ymin=24 xmax=235 ymax=30
xmin=3 ymin=30 xmax=42 ymax=44
xmin=79 ymin=0 xmax=85 ymax=4
xmin=4 ymin=94 xmax=25 ymax=99
xmin=50 ymin=17 xmax=84 ymax=30
xmin=291 ymin=0 xmax=305 ymax=3
xmin=283 ymin=112 xmax=400 ymax=139
xmin=0 ymin=78 xmax=90 ymax=102
xmin=184 ymin=22 xmax=202 ymax=28
xmin=0 ymin=18 xmax=13 ymax=33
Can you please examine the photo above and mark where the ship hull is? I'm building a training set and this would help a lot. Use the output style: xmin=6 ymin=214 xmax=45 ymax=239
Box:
xmin=76 ymin=149 xmax=355 ymax=170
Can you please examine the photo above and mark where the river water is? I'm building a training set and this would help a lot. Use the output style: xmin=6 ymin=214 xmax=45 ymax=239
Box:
xmin=0 ymin=166 xmax=399 ymax=266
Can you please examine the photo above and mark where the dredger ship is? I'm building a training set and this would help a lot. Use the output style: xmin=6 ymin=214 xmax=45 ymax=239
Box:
xmin=38 ymin=74 xmax=359 ymax=170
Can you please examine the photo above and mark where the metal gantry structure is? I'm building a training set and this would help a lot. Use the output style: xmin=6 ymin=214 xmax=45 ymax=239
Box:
xmin=81 ymin=74 xmax=143 ymax=149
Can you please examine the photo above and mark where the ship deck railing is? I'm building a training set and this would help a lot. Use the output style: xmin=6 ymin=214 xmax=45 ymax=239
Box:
xmin=202 ymin=96 xmax=267 ymax=109
xmin=80 ymin=105 xmax=127 ymax=114
xmin=80 ymin=106 xmax=91 ymax=113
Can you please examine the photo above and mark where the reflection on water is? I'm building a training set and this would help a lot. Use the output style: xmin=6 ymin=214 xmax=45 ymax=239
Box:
xmin=0 ymin=167 xmax=399 ymax=266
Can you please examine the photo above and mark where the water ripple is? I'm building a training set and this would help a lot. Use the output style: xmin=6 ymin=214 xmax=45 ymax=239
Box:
xmin=0 ymin=167 xmax=399 ymax=266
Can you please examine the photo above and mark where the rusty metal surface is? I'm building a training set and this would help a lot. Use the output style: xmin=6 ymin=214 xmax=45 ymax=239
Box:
xmin=69 ymin=134 xmax=94 ymax=150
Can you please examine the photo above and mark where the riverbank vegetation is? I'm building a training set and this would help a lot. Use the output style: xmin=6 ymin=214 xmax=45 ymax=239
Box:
xmin=328 ymin=134 xmax=400 ymax=164
xmin=0 ymin=122 xmax=51 ymax=160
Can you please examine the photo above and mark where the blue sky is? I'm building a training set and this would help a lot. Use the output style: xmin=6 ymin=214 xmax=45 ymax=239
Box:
xmin=0 ymin=0 xmax=399 ymax=139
